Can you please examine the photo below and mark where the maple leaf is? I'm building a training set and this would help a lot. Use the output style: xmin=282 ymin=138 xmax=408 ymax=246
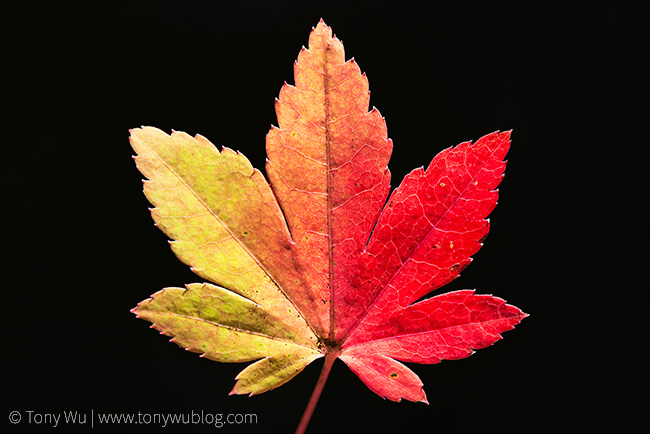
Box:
xmin=130 ymin=20 xmax=527 ymax=433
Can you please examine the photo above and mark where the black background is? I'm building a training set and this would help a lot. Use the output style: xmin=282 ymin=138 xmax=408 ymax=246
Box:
xmin=7 ymin=1 xmax=649 ymax=433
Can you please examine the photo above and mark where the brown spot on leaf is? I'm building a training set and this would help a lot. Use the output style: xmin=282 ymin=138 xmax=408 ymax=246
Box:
xmin=389 ymin=372 xmax=398 ymax=378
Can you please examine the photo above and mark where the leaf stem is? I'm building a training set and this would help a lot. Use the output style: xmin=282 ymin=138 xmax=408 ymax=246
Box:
xmin=294 ymin=347 xmax=340 ymax=434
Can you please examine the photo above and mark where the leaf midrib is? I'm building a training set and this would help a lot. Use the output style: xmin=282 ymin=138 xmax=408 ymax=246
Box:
xmin=343 ymin=313 xmax=520 ymax=351
xmin=323 ymin=34 xmax=335 ymax=345
xmin=148 ymin=309 xmax=319 ymax=350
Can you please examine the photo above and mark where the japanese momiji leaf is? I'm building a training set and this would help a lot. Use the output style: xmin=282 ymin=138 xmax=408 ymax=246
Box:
xmin=130 ymin=19 xmax=527 ymax=429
